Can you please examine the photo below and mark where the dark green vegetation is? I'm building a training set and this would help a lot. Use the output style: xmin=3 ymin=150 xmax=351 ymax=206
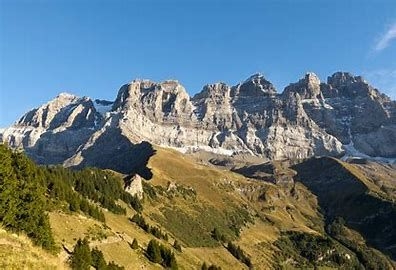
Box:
xmin=151 ymin=201 xmax=252 ymax=247
xmin=0 ymin=144 xmax=142 ymax=251
xmin=130 ymin=238 xmax=139 ymax=249
xmin=211 ymin=227 xmax=227 ymax=243
xmin=0 ymin=144 xmax=55 ymax=251
xmin=293 ymin=157 xmax=396 ymax=261
xmin=327 ymin=217 xmax=391 ymax=270
xmin=201 ymin=262 xmax=222 ymax=270
xmin=226 ymin=242 xmax=252 ymax=268
xmin=130 ymin=214 xmax=168 ymax=240
xmin=45 ymin=165 xmax=142 ymax=216
xmin=70 ymin=238 xmax=124 ymax=270
xmin=146 ymin=239 xmax=178 ymax=269
xmin=275 ymin=231 xmax=362 ymax=269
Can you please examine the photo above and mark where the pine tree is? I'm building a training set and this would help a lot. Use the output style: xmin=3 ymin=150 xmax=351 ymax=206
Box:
xmin=147 ymin=239 xmax=162 ymax=263
xmin=131 ymin=238 xmax=139 ymax=249
xmin=70 ymin=238 xmax=92 ymax=270
xmin=69 ymin=195 xmax=80 ymax=212
xmin=211 ymin=228 xmax=222 ymax=241
xmin=201 ymin=262 xmax=208 ymax=270
xmin=91 ymin=247 xmax=107 ymax=270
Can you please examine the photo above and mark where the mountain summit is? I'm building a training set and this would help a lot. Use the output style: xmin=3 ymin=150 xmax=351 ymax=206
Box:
xmin=1 ymin=72 xmax=395 ymax=169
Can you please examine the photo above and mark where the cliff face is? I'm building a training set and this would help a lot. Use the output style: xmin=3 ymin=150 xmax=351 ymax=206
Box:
xmin=1 ymin=72 xmax=395 ymax=168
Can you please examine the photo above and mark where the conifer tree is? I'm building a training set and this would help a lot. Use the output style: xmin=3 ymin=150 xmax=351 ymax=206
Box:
xmin=131 ymin=238 xmax=139 ymax=249
xmin=91 ymin=247 xmax=107 ymax=270
xmin=147 ymin=239 xmax=162 ymax=263
xmin=70 ymin=238 xmax=92 ymax=270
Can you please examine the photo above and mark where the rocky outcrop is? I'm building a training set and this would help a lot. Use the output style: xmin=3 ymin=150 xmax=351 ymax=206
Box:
xmin=1 ymin=72 xmax=395 ymax=169
xmin=125 ymin=174 xmax=144 ymax=199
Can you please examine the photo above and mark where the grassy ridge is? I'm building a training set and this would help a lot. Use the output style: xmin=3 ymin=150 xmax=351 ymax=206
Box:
xmin=292 ymin=157 xmax=396 ymax=266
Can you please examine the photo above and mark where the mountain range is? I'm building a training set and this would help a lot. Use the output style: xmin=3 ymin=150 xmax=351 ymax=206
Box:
xmin=1 ymin=71 xmax=396 ymax=269
xmin=1 ymin=71 xmax=395 ymax=170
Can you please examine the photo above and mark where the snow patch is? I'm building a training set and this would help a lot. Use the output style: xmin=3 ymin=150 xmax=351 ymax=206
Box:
xmin=94 ymin=100 xmax=113 ymax=115
xmin=57 ymin=92 xmax=77 ymax=99
xmin=341 ymin=120 xmax=396 ymax=164
xmin=160 ymin=144 xmax=235 ymax=156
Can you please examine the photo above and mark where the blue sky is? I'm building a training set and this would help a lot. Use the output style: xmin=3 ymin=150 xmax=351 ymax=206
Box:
xmin=1 ymin=0 xmax=396 ymax=127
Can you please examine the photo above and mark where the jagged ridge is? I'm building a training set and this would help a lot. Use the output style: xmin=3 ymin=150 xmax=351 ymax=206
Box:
xmin=1 ymin=71 xmax=395 ymax=168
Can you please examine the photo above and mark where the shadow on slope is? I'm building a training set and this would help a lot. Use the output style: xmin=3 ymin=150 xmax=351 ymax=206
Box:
xmin=29 ymin=128 xmax=95 ymax=164
xmin=72 ymin=128 xmax=155 ymax=179
xmin=231 ymin=160 xmax=296 ymax=185
xmin=292 ymin=157 xmax=396 ymax=260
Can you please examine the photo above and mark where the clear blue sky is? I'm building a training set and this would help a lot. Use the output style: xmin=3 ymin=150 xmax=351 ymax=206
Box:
xmin=1 ymin=0 xmax=396 ymax=127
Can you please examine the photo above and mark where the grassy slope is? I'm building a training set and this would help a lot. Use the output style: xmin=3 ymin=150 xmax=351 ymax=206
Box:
xmin=10 ymin=147 xmax=394 ymax=269
xmin=0 ymin=228 xmax=66 ymax=269
xmin=45 ymin=146 xmax=325 ymax=269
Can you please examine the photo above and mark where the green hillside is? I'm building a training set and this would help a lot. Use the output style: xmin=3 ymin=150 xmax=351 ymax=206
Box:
xmin=0 ymin=144 xmax=395 ymax=269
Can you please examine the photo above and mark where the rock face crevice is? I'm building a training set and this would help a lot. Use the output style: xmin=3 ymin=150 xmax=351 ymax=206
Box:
xmin=1 ymin=71 xmax=395 ymax=167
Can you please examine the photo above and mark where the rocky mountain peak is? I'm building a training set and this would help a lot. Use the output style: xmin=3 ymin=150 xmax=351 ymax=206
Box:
xmin=56 ymin=92 xmax=78 ymax=100
xmin=325 ymin=72 xmax=376 ymax=99
xmin=112 ymin=79 xmax=193 ymax=123
xmin=232 ymin=73 xmax=277 ymax=97
xmin=327 ymin=72 xmax=364 ymax=88
xmin=17 ymin=93 xmax=87 ymax=128
xmin=305 ymin=72 xmax=321 ymax=85
xmin=243 ymin=72 xmax=265 ymax=82
xmin=193 ymin=82 xmax=231 ymax=100
xmin=283 ymin=72 xmax=322 ymax=100
xmin=1 ymin=71 xmax=395 ymax=167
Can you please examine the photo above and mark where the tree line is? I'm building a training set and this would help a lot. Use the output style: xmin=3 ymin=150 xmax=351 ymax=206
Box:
xmin=0 ymin=144 xmax=143 ymax=252
xmin=0 ymin=144 xmax=55 ymax=251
